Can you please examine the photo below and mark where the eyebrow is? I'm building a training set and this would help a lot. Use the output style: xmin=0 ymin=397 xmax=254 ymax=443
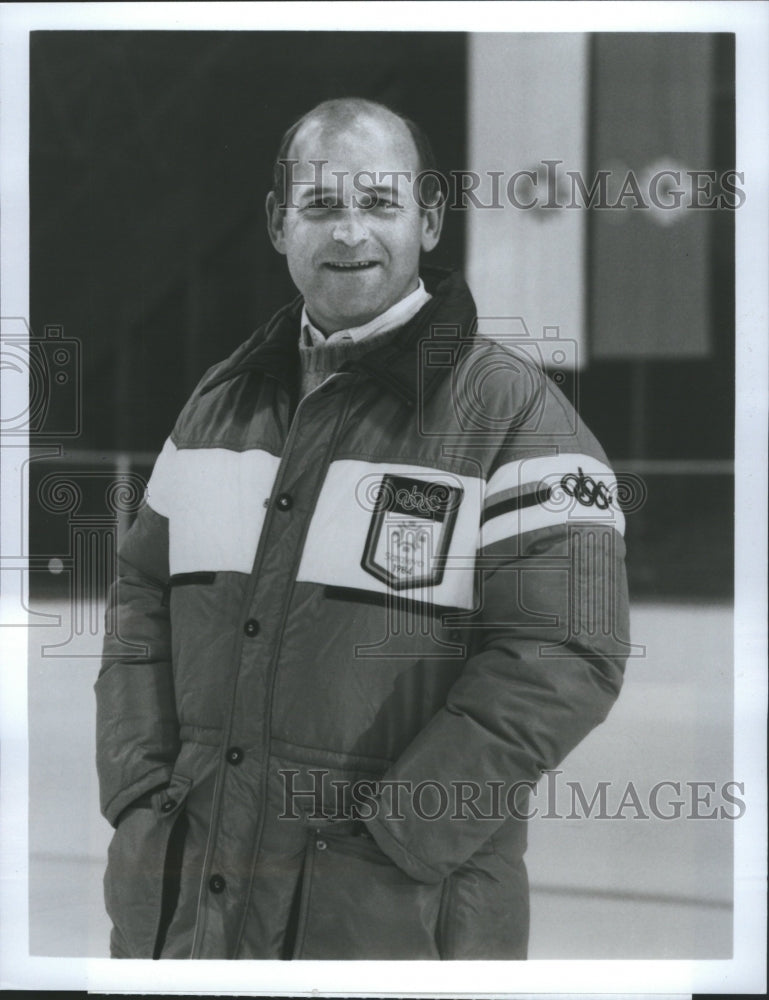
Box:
xmin=296 ymin=182 xmax=403 ymax=204
xmin=365 ymin=183 xmax=403 ymax=197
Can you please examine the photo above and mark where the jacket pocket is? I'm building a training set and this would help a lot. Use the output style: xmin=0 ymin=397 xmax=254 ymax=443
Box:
xmin=103 ymin=771 xmax=192 ymax=958
xmin=294 ymin=822 xmax=444 ymax=960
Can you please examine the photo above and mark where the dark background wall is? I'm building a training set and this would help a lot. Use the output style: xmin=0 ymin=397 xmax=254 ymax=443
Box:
xmin=28 ymin=31 xmax=734 ymax=601
xmin=30 ymin=31 xmax=467 ymax=450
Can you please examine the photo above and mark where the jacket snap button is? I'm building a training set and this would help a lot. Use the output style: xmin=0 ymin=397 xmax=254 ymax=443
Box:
xmin=244 ymin=619 xmax=260 ymax=637
xmin=276 ymin=493 xmax=293 ymax=511
xmin=209 ymin=874 xmax=226 ymax=894
xmin=226 ymin=746 xmax=244 ymax=765
xmin=316 ymin=839 xmax=327 ymax=851
xmin=161 ymin=799 xmax=176 ymax=813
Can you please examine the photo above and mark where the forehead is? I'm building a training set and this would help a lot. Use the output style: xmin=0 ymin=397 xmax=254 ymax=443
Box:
xmin=287 ymin=113 xmax=420 ymax=183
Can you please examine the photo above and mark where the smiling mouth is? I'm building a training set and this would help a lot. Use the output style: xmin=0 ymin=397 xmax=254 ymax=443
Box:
xmin=324 ymin=260 xmax=379 ymax=271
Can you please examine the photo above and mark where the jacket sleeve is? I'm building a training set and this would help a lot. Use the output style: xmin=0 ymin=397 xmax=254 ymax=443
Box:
xmin=366 ymin=423 xmax=631 ymax=882
xmin=95 ymin=453 xmax=179 ymax=828
xmin=93 ymin=347 xmax=248 ymax=828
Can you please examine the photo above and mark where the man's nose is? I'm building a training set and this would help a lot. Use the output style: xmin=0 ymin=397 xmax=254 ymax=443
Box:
xmin=331 ymin=209 xmax=369 ymax=247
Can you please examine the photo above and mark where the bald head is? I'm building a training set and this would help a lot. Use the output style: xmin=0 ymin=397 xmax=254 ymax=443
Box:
xmin=270 ymin=98 xmax=439 ymax=207
xmin=289 ymin=99 xmax=413 ymax=158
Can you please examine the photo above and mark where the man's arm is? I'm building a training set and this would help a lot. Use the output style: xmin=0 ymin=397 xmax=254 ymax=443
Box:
xmin=95 ymin=497 xmax=179 ymax=828
xmin=365 ymin=487 xmax=630 ymax=883
xmin=93 ymin=344 xmax=260 ymax=829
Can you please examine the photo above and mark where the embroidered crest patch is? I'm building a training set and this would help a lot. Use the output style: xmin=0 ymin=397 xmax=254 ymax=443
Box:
xmin=361 ymin=475 xmax=463 ymax=590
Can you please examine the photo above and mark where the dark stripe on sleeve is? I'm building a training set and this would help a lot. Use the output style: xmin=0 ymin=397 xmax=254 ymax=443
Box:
xmin=481 ymin=485 xmax=552 ymax=526
xmin=169 ymin=572 xmax=217 ymax=587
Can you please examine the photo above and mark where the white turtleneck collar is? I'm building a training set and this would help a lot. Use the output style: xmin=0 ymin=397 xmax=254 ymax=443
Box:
xmin=300 ymin=279 xmax=431 ymax=348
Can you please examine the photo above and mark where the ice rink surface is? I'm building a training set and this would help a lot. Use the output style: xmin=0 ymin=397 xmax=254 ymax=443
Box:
xmin=27 ymin=600 xmax=733 ymax=959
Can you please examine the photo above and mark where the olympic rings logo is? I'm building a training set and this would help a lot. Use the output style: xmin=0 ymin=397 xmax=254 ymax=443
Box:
xmin=559 ymin=467 xmax=614 ymax=510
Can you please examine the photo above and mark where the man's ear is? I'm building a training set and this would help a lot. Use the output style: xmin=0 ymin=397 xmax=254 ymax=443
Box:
xmin=420 ymin=201 xmax=445 ymax=253
xmin=265 ymin=191 xmax=287 ymax=254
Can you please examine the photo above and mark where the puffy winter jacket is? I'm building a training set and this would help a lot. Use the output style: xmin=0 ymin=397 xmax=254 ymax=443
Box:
xmin=95 ymin=268 xmax=630 ymax=960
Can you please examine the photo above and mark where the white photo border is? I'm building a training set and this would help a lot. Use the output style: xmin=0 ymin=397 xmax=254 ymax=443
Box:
xmin=1 ymin=1 xmax=766 ymax=995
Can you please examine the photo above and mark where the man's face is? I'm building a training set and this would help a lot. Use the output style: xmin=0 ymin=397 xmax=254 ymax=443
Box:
xmin=266 ymin=114 xmax=443 ymax=333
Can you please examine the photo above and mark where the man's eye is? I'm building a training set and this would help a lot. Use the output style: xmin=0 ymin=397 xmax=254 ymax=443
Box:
xmin=366 ymin=198 xmax=401 ymax=211
xmin=304 ymin=199 xmax=341 ymax=211
xmin=302 ymin=197 xmax=401 ymax=212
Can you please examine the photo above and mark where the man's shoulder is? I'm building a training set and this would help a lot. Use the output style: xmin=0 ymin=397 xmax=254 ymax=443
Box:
xmin=442 ymin=330 xmax=572 ymax=419
xmin=199 ymin=328 xmax=267 ymax=393
xmin=423 ymin=328 xmax=608 ymax=463
xmin=168 ymin=323 xmax=278 ymax=450
xmin=185 ymin=293 xmax=302 ymax=403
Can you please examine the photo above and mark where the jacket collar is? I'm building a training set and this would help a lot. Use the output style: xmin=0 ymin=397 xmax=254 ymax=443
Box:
xmin=200 ymin=267 xmax=478 ymax=405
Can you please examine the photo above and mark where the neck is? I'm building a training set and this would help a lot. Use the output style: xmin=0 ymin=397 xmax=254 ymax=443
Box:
xmin=305 ymin=278 xmax=422 ymax=339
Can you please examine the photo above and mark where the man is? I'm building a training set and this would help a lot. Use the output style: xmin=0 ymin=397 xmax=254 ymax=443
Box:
xmin=95 ymin=98 xmax=630 ymax=960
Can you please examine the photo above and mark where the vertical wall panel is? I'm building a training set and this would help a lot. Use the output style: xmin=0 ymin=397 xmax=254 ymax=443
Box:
xmin=467 ymin=34 xmax=589 ymax=366
xmin=589 ymin=34 xmax=714 ymax=359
